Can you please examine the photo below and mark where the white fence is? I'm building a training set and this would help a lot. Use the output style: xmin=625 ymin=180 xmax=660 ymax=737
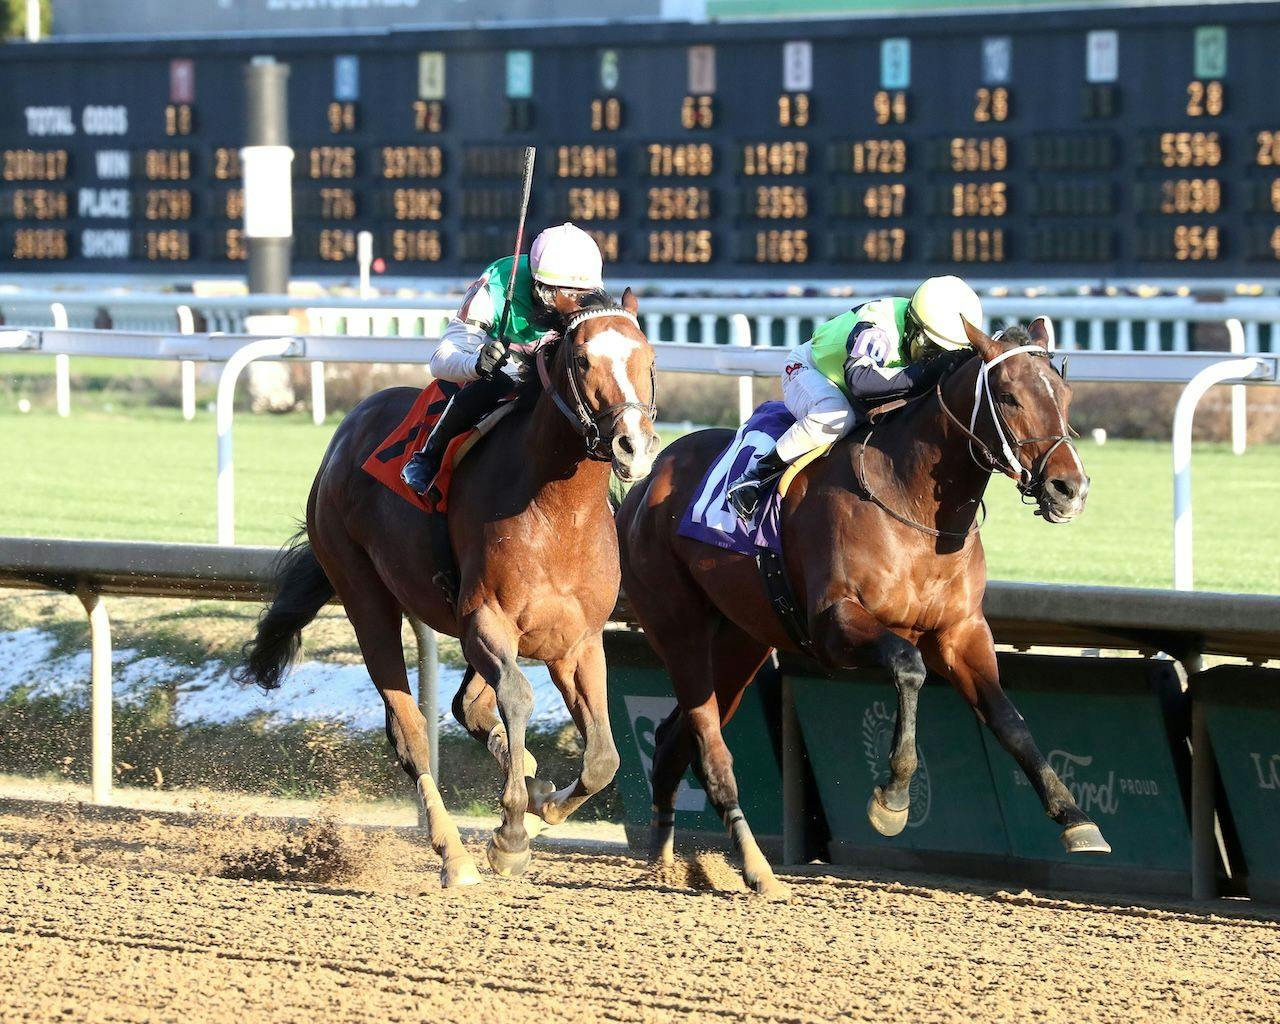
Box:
xmin=4 ymin=289 xmax=1280 ymax=354
xmin=2 ymin=305 xmax=1278 ymax=587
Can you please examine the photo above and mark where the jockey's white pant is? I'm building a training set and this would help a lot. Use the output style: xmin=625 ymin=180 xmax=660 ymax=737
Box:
xmin=775 ymin=359 xmax=855 ymax=463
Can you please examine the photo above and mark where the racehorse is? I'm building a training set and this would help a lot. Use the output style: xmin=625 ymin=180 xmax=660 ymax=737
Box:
xmin=239 ymin=289 xmax=659 ymax=888
xmin=617 ymin=317 xmax=1103 ymax=899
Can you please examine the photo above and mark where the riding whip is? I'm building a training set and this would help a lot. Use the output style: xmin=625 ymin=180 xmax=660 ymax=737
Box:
xmin=488 ymin=145 xmax=537 ymax=376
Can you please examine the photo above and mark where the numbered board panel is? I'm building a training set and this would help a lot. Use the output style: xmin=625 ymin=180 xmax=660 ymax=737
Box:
xmin=2 ymin=4 xmax=1279 ymax=279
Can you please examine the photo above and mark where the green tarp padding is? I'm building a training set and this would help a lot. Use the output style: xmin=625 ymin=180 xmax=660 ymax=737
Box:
xmin=605 ymin=631 xmax=782 ymax=836
xmin=1196 ymin=666 xmax=1280 ymax=899
xmin=789 ymin=655 xmax=1190 ymax=872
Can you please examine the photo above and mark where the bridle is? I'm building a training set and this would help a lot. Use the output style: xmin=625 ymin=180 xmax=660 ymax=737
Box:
xmin=855 ymin=344 xmax=1075 ymax=538
xmin=937 ymin=344 xmax=1076 ymax=505
xmin=535 ymin=306 xmax=657 ymax=462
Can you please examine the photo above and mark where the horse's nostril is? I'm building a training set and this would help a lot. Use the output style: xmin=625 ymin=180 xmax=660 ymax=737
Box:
xmin=646 ymin=433 xmax=661 ymax=456
xmin=616 ymin=434 xmax=635 ymax=456
xmin=1051 ymin=477 xmax=1076 ymax=499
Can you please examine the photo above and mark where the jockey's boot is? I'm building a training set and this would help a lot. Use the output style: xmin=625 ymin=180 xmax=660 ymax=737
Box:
xmin=726 ymin=447 xmax=788 ymax=522
xmin=401 ymin=374 xmax=512 ymax=495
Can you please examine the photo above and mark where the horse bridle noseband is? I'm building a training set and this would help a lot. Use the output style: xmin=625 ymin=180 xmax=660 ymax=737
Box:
xmin=938 ymin=344 xmax=1077 ymax=505
xmin=535 ymin=306 xmax=657 ymax=461
xmin=856 ymin=344 xmax=1075 ymax=538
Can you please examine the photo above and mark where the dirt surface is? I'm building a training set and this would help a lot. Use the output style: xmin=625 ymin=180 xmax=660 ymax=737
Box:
xmin=1 ymin=799 xmax=1278 ymax=1024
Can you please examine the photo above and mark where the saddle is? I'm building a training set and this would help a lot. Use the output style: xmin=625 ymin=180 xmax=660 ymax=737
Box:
xmin=361 ymin=382 xmax=518 ymax=514
xmin=361 ymin=382 xmax=518 ymax=605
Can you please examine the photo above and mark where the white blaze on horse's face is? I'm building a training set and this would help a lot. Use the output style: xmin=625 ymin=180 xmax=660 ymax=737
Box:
xmin=584 ymin=328 xmax=659 ymax=482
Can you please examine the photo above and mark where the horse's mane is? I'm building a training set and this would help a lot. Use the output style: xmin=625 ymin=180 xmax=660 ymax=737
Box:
xmin=511 ymin=288 xmax=618 ymax=406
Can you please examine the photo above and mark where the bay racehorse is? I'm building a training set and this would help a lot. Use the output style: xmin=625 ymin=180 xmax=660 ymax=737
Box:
xmin=240 ymin=288 xmax=659 ymax=887
xmin=617 ymin=317 xmax=1105 ymax=899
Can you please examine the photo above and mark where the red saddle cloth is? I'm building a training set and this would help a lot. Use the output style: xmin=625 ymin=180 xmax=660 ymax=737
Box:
xmin=360 ymin=382 xmax=474 ymax=513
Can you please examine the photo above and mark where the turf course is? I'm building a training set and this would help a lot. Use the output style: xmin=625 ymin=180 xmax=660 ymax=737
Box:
xmin=0 ymin=405 xmax=1276 ymax=593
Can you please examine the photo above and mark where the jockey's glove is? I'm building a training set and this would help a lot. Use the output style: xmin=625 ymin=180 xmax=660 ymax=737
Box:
xmin=475 ymin=337 xmax=509 ymax=380
xmin=902 ymin=354 xmax=953 ymax=394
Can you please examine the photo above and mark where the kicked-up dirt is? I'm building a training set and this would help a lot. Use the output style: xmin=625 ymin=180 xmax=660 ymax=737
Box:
xmin=0 ymin=798 xmax=1277 ymax=1023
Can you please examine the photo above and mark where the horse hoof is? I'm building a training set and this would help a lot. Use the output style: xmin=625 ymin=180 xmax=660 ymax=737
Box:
xmin=1060 ymin=821 xmax=1112 ymax=855
xmin=527 ymin=777 xmax=557 ymax=813
xmin=441 ymin=855 xmax=483 ymax=889
xmin=746 ymin=870 xmax=790 ymax=901
xmin=487 ymin=839 xmax=532 ymax=877
xmin=867 ymin=788 xmax=909 ymax=837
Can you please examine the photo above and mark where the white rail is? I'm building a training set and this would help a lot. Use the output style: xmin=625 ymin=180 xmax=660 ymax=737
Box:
xmin=5 ymin=289 xmax=1280 ymax=352
xmin=3 ymin=325 xmax=1278 ymax=586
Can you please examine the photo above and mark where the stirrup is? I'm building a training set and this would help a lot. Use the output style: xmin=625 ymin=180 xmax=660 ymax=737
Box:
xmin=727 ymin=480 xmax=763 ymax=521
xmin=401 ymin=451 xmax=439 ymax=495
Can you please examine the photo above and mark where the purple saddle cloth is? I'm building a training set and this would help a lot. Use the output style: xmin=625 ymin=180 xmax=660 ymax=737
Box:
xmin=676 ymin=401 xmax=794 ymax=556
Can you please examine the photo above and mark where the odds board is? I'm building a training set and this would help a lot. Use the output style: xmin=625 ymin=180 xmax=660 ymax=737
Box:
xmin=1 ymin=4 xmax=1276 ymax=281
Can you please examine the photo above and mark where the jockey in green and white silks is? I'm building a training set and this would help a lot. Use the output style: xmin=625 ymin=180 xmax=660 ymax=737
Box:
xmin=726 ymin=276 xmax=985 ymax=520
xmin=402 ymin=223 xmax=607 ymax=494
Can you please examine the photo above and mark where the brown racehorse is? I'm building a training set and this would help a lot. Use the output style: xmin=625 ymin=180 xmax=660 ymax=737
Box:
xmin=239 ymin=289 xmax=659 ymax=888
xmin=617 ymin=317 xmax=1104 ymax=899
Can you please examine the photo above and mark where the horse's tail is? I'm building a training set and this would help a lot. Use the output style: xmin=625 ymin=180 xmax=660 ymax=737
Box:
xmin=235 ymin=530 xmax=335 ymax=691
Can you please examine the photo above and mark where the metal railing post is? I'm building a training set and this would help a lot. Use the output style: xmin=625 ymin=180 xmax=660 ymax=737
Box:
xmin=177 ymin=304 xmax=197 ymax=422
xmin=76 ymin=585 xmax=113 ymax=806
xmin=51 ymin=301 xmax=70 ymax=417
xmin=731 ymin=313 xmax=754 ymax=425
xmin=1172 ymin=356 xmax=1270 ymax=589
xmin=410 ymin=616 xmax=440 ymax=827
xmin=1185 ymin=652 xmax=1219 ymax=901
xmin=216 ymin=337 xmax=300 ymax=544
xmin=1227 ymin=319 xmax=1248 ymax=455
xmin=310 ymin=361 xmax=326 ymax=425
xmin=781 ymin=671 xmax=805 ymax=865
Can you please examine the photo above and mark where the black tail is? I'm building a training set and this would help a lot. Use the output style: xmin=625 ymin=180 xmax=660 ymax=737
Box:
xmin=235 ymin=531 xmax=335 ymax=691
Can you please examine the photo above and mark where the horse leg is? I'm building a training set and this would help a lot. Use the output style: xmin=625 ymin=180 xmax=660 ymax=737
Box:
xmin=314 ymin=542 xmax=480 ymax=888
xmin=813 ymin=598 xmax=927 ymax=837
xmin=670 ymin=620 xmax=783 ymax=898
xmin=647 ymin=706 xmax=694 ymax=865
xmin=450 ymin=665 xmax=539 ymax=780
xmin=529 ymin=635 xmax=620 ymax=827
xmin=924 ymin=617 xmax=1111 ymax=854
xmin=460 ymin=604 xmax=536 ymax=877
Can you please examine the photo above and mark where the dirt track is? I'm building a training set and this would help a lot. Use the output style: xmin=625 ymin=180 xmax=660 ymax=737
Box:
xmin=1 ymin=800 xmax=1277 ymax=1023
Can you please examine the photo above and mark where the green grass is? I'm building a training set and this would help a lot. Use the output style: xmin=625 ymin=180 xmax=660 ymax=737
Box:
xmin=0 ymin=406 xmax=1276 ymax=592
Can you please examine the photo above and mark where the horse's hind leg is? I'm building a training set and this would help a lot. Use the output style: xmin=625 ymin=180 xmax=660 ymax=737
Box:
xmin=451 ymin=665 xmax=539 ymax=780
xmin=529 ymin=634 xmax=620 ymax=827
xmin=926 ymin=617 xmax=1111 ymax=854
xmin=314 ymin=539 xmax=481 ymax=888
xmin=460 ymin=604 xmax=535 ymax=876
xmin=652 ymin=616 xmax=783 ymax=898
xmin=648 ymin=706 xmax=694 ymax=864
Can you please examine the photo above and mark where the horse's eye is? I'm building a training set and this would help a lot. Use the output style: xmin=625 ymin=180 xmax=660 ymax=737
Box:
xmin=575 ymin=355 xmax=590 ymax=370
xmin=998 ymin=392 xmax=1019 ymax=408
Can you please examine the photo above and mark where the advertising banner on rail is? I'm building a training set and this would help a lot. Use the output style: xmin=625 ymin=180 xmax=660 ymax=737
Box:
xmin=1197 ymin=665 xmax=1280 ymax=902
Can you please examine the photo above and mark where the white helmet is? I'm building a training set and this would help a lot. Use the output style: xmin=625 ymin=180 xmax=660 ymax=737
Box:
xmin=529 ymin=223 xmax=604 ymax=290
xmin=909 ymin=276 xmax=984 ymax=357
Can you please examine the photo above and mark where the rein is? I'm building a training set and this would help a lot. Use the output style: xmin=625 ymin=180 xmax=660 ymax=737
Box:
xmin=535 ymin=306 xmax=657 ymax=462
xmin=942 ymin=344 xmax=1077 ymax=504
xmin=854 ymin=344 xmax=1075 ymax=538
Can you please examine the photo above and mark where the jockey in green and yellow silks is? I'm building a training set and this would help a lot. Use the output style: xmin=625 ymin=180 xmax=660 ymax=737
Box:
xmin=401 ymin=223 xmax=607 ymax=495
xmin=726 ymin=276 xmax=984 ymax=520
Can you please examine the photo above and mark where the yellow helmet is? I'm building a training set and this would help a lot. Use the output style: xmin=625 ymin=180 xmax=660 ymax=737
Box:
xmin=908 ymin=276 xmax=983 ymax=359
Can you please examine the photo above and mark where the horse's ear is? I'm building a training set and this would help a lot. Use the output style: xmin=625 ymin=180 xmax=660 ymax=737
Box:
xmin=963 ymin=316 xmax=1003 ymax=362
xmin=621 ymin=286 xmax=639 ymax=315
xmin=1027 ymin=315 xmax=1055 ymax=351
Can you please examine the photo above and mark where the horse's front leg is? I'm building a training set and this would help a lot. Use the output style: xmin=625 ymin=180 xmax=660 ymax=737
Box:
xmin=461 ymin=604 xmax=536 ymax=876
xmin=923 ymin=615 xmax=1111 ymax=854
xmin=531 ymin=635 xmax=620 ymax=827
xmin=813 ymin=597 xmax=927 ymax=837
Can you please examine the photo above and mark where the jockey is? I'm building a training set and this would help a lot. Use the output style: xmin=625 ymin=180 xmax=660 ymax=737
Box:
xmin=401 ymin=223 xmax=606 ymax=494
xmin=726 ymin=276 xmax=984 ymax=520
